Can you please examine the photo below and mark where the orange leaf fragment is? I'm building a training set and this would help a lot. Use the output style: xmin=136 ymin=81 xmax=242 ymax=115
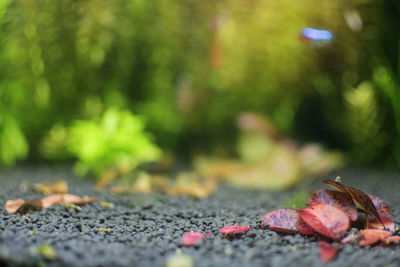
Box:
xmin=182 ymin=232 xmax=204 ymax=247
xmin=319 ymin=241 xmax=339 ymax=263
xmin=359 ymin=229 xmax=391 ymax=247
xmin=5 ymin=198 xmax=26 ymax=214
xmin=219 ymin=226 xmax=252 ymax=235
xmin=298 ymin=204 xmax=349 ymax=239
xmin=307 ymin=189 xmax=357 ymax=221
xmin=369 ymin=214 xmax=395 ymax=232
xmin=260 ymin=208 xmax=314 ymax=235
xmin=35 ymin=180 xmax=68 ymax=195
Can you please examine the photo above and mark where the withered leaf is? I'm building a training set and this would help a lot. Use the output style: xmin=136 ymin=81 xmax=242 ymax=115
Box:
xmin=359 ymin=229 xmax=391 ymax=247
xmin=323 ymin=179 xmax=384 ymax=227
xmin=260 ymin=208 xmax=314 ymax=235
xmin=306 ymin=189 xmax=357 ymax=221
xmin=298 ymin=204 xmax=349 ymax=239
xmin=369 ymin=214 xmax=395 ymax=232
xmin=35 ymin=180 xmax=68 ymax=195
xmin=16 ymin=200 xmax=43 ymax=214
xmin=319 ymin=241 xmax=339 ymax=263
xmin=384 ymin=235 xmax=400 ymax=245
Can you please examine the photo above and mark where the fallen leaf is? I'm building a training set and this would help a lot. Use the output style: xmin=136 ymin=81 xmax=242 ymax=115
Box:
xmin=16 ymin=200 xmax=43 ymax=214
xmin=5 ymin=198 xmax=26 ymax=213
xmin=260 ymin=208 xmax=314 ymax=235
xmin=165 ymin=172 xmax=217 ymax=198
xmin=359 ymin=229 xmax=391 ymax=247
xmin=319 ymin=241 xmax=339 ymax=263
xmin=368 ymin=194 xmax=394 ymax=216
xmin=298 ymin=204 xmax=349 ymax=239
xmin=369 ymin=214 xmax=395 ymax=232
xmin=182 ymin=232 xmax=204 ymax=247
xmin=306 ymin=189 xmax=357 ymax=221
xmin=219 ymin=226 xmax=252 ymax=235
xmin=62 ymin=194 xmax=97 ymax=205
xmin=35 ymin=180 xmax=68 ymax=195
xmin=324 ymin=179 xmax=384 ymax=227
xmin=384 ymin=235 xmax=400 ymax=245
xmin=340 ymin=232 xmax=361 ymax=245
xmin=41 ymin=194 xmax=64 ymax=208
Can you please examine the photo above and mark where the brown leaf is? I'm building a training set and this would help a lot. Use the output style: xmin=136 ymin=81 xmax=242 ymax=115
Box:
xmin=306 ymin=189 xmax=357 ymax=221
xmin=323 ymin=179 xmax=384 ymax=227
xmin=260 ymin=208 xmax=314 ymax=235
xmin=35 ymin=180 xmax=68 ymax=195
xmin=39 ymin=194 xmax=97 ymax=209
xmin=319 ymin=241 xmax=339 ymax=263
xmin=359 ymin=229 xmax=391 ymax=247
xmin=5 ymin=198 xmax=26 ymax=213
xmin=298 ymin=204 xmax=349 ymax=239
xmin=16 ymin=200 xmax=43 ymax=214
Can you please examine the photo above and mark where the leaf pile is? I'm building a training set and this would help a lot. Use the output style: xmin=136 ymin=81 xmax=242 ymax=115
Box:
xmin=261 ymin=178 xmax=398 ymax=262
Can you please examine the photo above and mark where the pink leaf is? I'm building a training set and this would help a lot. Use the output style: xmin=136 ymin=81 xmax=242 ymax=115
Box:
xmin=359 ymin=229 xmax=391 ymax=247
xmin=219 ymin=226 xmax=252 ymax=235
xmin=368 ymin=194 xmax=394 ymax=216
xmin=307 ymin=189 xmax=357 ymax=221
xmin=182 ymin=232 xmax=204 ymax=247
xmin=298 ymin=204 xmax=349 ymax=239
xmin=260 ymin=208 xmax=314 ymax=235
xmin=369 ymin=214 xmax=395 ymax=232
xmin=4 ymin=198 xmax=26 ymax=214
xmin=319 ymin=241 xmax=339 ymax=263
xmin=384 ymin=235 xmax=400 ymax=245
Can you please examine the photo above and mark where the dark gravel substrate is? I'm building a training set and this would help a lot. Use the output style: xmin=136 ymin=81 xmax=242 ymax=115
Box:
xmin=0 ymin=166 xmax=399 ymax=267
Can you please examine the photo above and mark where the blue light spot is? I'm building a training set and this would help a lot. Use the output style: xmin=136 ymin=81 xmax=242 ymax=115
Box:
xmin=302 ymin=27 xmax=333 ymax=41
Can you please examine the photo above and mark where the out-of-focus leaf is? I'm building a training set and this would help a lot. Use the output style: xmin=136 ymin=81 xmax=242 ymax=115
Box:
xmin=35 ymin=180 xmax=68 ymax=195
xmin=298 ymin=204 xmax=349 ymax=239
xmin=182 ymin=232 xmax=204 ymax=247
xmin=219 ymin=226 xmax=252 ymax=235
xmin=4 ymin=198 xmax=25 ymax=213
xmin=323 ymin=179 xmax=384 ymax=226
xmin=260 ymin=208 xmax=314 ymax=235
xmin=16 ymin=200 xmax=43 ymax=214
xmin=369 ymin=214 xmax=395 ymax=232
xmin=319 ymin=241 xmax=339 ymax=263
xmin=358 ymin=229 xmax=391 ymax=247
xmin=165 ymin=172 xmax=216 ymax=198
xmin=166 ymin=250 xmax=193 ymax=267
xmin=368 ymin=194 xmax=394 ymax=216
xmin=41 ymin=194 xmax=97 ymax=208
xmin=306 ymin=189 xmax=357 ymax=221
xmin=34 ymin=244 xmax=56 ymax=260
xmin=340 ymin=232 xmax=361 ymax=245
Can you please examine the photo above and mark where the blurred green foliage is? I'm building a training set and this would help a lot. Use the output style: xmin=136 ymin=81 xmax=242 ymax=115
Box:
xmin=0 ymin=0 xmax=399 ymax=170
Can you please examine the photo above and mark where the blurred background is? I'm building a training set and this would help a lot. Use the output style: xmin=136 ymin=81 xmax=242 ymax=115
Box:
xmin=0 ymin=0 xmax=399 ymax=185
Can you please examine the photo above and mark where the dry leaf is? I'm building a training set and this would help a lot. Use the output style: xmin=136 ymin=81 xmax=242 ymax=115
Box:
xmin=5 ymin=198 xmax=26 ymax=213
xmin=16 ymin=200 xmax=43 ymax=214
xmin=384 ymin=235 xmax=400 ymax=245
xmin=368 ymin=194 xmax=394 ymax=216
xmin=323 ymin=179 xmax=384 ymax=227
xmin=165 ymin=172 xmax=216 ymax=198
xmin=368 ymin=214 xmax=395 ymax=232
xmin=35 ymin=180 xmax=68 ymax=195
xmin=219 ymin=226 xmax=252 ymax=235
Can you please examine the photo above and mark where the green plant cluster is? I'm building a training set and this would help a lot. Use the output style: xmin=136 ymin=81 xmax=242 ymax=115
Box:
xmin=0 ymin=0 xmax=399 ymax=173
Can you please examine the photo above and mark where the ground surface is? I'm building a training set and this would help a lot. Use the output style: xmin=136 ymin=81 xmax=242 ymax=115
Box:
xmin=0 ymin=166 xmax=399 ymax=267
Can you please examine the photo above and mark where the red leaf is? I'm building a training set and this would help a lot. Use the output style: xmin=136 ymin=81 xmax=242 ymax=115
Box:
xmin=368 ymin=194 xmax=394 ymax=216
xmin=298 ymin=204 xmax=349 ymax=239
xmin=319 ymin=241 xmax=339 ymax=263
xmin=307 ymin=189 xmax=357 ymax=221
xmin=5 ymin=198 xmax=26 ymax=214
xmin=369 ymin=214 xmax=395 ymax=232
xmin=359 ymin=229 xmax=391 ymax=247
xmin=260 ymin=208 xmax=314 ymax=235
xmin=384 ymin=235 xmax=400 ymax=245
xmin=340 ymin=232 xmax=361 ymax=245
xmin=182 ymin=232 xmax=204 ymax=247
xmin=219 ymin=226 xmax=252 ymax=235
xmin=324 ymin=179 xmax=384 ymax=227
